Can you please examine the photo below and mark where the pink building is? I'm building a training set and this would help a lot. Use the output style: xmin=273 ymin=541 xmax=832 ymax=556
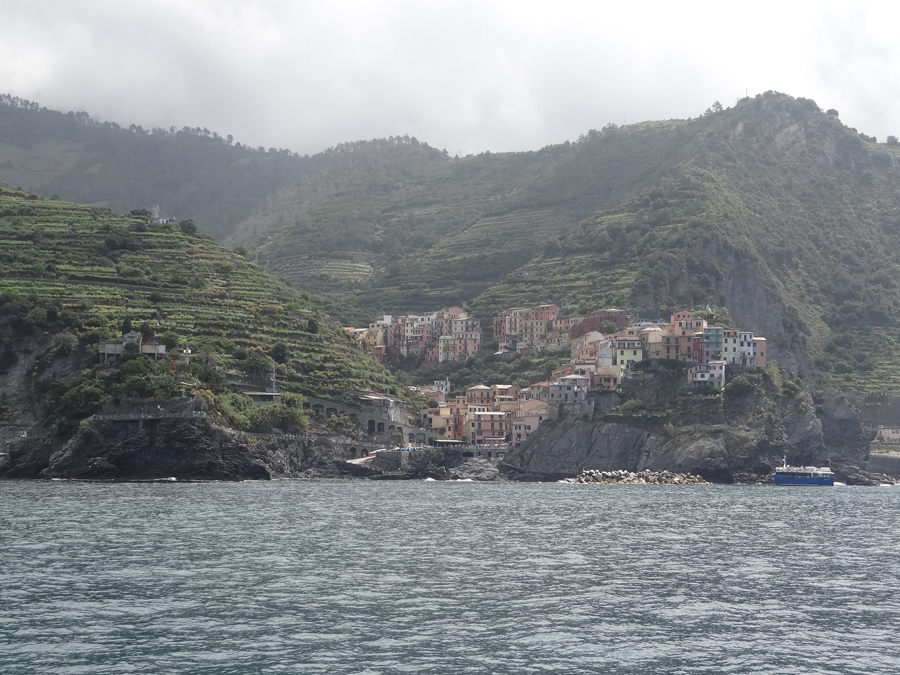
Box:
xmin=469 ymin=411 xmax=509 ymax=444
xmin=669 ymin=311 xmax=708 ymax=336
xmin=753 ymin=337 xmax=767 ymax=367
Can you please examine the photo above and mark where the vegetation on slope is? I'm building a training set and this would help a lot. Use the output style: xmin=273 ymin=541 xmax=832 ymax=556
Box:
xmin=0 ymin=95 xmax=448 ymax=244
xmin=232 ymin=92 xmax=900 ymax=392
xmin=7 ymin=92 xmax=900 ymax=394
xmin=475 ymin=95 xmax=900 ymax=391
xmin=232 ymin=121 xmax=697 ymax=325
xmin=0 ymin=188 xmax=409 ymax=433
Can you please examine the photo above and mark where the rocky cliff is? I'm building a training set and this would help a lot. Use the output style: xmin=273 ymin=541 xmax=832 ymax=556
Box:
xmin=1 ymin=406 xmax=376 ymax=481
xmin=502 ymin=363 xmax=879 ymax=484
xmin=1 ymin=411 xmax=506 ymax=482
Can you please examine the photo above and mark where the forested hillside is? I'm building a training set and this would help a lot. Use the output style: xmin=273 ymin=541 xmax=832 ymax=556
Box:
xmin=6 ymin=92 xmax=900 ymax=393
xmin=228 ymin=93 xmax=900 ymax=392
xmin=0 ymin=94 xmax=446 ymax=242
xmin=230 ymin=120 xmax=688 ymax=321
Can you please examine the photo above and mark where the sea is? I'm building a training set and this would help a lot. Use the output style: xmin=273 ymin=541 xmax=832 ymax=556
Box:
xmin=1 ymin=480 xmax=899 ymax=674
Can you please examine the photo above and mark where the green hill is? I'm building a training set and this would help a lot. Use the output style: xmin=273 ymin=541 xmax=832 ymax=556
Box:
xmin=0 ymin=188 xmax=408 ymax=434
xmin=228 ymin=93 xmax=900 ymax=393
xmin=0 ymin=94 xmax=447 ymax=243
xmin=7 ymin=92 xmax=900 ymax=394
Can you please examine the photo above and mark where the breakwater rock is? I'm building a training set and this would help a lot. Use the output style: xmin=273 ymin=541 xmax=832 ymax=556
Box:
xmin=560 ymin=469 xmax=708 ymax=485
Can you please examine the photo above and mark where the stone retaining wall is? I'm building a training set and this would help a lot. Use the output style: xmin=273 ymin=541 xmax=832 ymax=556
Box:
xmin=867 ymin=453 xmax=900 ymax=477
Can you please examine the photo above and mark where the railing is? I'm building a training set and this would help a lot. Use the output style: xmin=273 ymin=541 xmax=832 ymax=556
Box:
xmin=93 ymin=411 xmax=207 ymax=421
xmin=380 ymin=443 xmax=510 ymax=453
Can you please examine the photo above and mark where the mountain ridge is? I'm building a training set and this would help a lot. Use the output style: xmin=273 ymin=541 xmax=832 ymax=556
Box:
xmin=5 ymin=92 xmax=900 ymax=392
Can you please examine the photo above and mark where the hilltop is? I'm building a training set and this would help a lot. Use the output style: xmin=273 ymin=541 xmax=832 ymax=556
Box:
xmin=0 ymin=94 xmax=447 ymax=242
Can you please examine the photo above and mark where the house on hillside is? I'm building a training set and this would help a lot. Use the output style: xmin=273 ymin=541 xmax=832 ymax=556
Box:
xmin=244 ymin=391 xmax=282 ymax=404
xmin=99 ymin=331 xmax=166 ymax=365
xmin=687 ymin=360 xmax=726 ymax=388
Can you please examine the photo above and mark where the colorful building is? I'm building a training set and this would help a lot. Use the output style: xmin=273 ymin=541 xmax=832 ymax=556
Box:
xmin=688 ymin=360 xmax=726 ymax=388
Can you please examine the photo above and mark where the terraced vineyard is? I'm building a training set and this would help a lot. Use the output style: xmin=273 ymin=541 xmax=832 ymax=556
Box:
xmin=0 ymin=189 xmax=407 ymax=403
xmin=264 ymin=254 xmax=374 ymax=287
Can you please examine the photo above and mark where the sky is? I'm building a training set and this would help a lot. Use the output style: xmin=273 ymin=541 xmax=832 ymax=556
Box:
xmin=1 ymin=0 xmax=899 ymax=156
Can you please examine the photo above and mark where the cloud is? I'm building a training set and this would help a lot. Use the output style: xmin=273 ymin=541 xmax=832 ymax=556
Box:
xmin=1 ymin=0 xmax=898 ymax=155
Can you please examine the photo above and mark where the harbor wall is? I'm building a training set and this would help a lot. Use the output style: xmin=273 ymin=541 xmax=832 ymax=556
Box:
xmin=866 ymin=453 xmax=900 ymax=477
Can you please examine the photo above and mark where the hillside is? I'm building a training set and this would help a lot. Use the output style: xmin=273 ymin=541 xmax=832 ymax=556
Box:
xmin=6 ymin=92 xmax=900 ymax=393
xmin=470 ymin=96 xmax=900 ymax=391
xmin=228 ymin=93 xmax=900 ymax=392
xmin=0 ymin=188 xmax=407 ymax=437
xmin=0 ymin=94 xmax=447 ymax=242
xmin=229 ymin=122 xmax=689 ymax=324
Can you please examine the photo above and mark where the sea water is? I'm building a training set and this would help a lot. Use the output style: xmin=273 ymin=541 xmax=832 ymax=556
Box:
xmin=1 ymin=480 xmax=898 ymax=674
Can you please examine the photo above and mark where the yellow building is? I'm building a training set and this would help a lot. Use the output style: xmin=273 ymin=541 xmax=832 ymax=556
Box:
xmin=876 ymin=425 xmax=900 ymax=443
xmin=426 ymin=404 xmax=453 ymax=437
xmin=615 ymin=333 xmax=644 ymax=368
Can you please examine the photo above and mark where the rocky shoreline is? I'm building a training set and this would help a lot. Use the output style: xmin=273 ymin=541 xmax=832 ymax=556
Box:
xmin=559 ymin=469 xmax=708 ymax=485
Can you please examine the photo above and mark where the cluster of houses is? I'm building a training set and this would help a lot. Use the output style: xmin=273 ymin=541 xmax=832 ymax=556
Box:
xmin=409 ymin=379 xmax=556 ymax=447
xmin=346 ymin=306 xmax=481 ymax=364
xmin=552 ymin=309 xmax=767 ymax=390
xmin=398 ymin=305 xmax=770 ymax=448
xmin=493 ymin=305 xmax=629 ymax=352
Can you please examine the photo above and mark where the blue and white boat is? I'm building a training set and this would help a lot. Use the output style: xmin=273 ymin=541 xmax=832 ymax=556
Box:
xmin=772 ymin=458 xmax=835 ymax=486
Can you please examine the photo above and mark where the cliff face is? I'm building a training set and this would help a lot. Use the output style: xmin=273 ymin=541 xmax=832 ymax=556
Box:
xmin=0 ymin=414 xmax=506 ymax=482
xmin=503 ymin=365 xmax=872 ymax=483
xmin=0 ymin=411 xmax=364 ymax=481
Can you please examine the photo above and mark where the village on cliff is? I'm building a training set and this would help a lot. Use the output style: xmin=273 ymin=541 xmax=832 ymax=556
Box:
xmin=346 ymin=304 xmax=768 ymax=448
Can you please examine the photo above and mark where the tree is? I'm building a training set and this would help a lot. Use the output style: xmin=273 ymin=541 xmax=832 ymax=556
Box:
xmin=197 ymin=346 xmax=219 ymax=368
xmin=307 ymin=318 xmax=319 ymax=334
xmin=887 ymin=136 xmax=899 ymax=147
xmin=826 ymin=108 xmax=839 ymax=118
xmin=271 ymin=342 xmax=290 ymax=363
xmin=159 ymin=331 xmax=180 ymax=349
xmin=121 ymin=317 xmax=133 ymax=334
xmin=703 ymin=101 xmax=723 ymax=116
xmin=179 ymin=219 xmax=197 ymax=236
xmin=599 ymin=320 xmax=618 ymax=335
xmin=244 ymin=348 xmax=275 ymax=376
xmin=139 ymin=321 xmax=154 ymax=340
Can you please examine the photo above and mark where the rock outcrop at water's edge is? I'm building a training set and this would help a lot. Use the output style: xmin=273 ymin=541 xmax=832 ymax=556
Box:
xmin=0 ymin=409 xmax=504 ymax=482
xmin=2 ymin=415 xmax=348 ymax=481
xmin=501 ymin=364 xmax=887 ymax=485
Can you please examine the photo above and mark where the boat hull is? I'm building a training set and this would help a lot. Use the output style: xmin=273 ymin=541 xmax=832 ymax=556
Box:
xmin=773 ymin=474 xmax=835 ymax=486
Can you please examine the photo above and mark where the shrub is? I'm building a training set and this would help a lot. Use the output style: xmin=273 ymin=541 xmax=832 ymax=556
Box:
xmin=726 ymin=374 xmax=753 ymax=395
xmin=782 ymin=379 xmax=801 ymax=397
xmin=179 ymin=219 xmax=198 ymax=236
xmin=613 ymin=399 xmax=645 ymax=414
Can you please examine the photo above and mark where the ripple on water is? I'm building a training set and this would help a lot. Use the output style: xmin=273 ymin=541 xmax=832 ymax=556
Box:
xmin=1 ymin=481 xmax=899 ymax=674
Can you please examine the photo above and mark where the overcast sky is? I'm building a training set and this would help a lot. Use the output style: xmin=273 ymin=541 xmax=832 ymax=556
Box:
xmin=1 ymin=0 xmax=898 ymax=156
